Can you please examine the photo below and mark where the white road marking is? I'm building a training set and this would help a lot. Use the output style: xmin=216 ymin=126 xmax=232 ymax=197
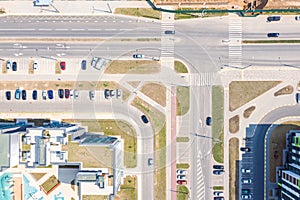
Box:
xmin=104 ymin=29 xmax=116 ymax=31
xmin=120 ymin=29 xmax=132 ymax=31
xmin=103 ymin=21 xmax=107 ymax=23
xmin=0 ymin=29 xmax=35 ymax=31
xmin=38 ymin=29 xmax=52 ymax=31
xmin=71 ymin=29 xmax=85 ymax=31
xmin=87 ymin=29 xmax=102 ymax=31
xmin=55 ymin=29 xmax=68 ymax=31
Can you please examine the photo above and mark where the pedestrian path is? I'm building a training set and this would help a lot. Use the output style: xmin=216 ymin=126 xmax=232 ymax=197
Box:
xmin=228 ymin=14 xmax=242 ymax=68
xmin=190 ymin=72 xmax=217 ymax=86
xmin=161 ymin=12 xmax=175 ymax=58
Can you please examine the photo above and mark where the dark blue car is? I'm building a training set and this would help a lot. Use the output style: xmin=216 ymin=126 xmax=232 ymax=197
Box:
xmin=32 ymin=90 xmax=37 ymax=100
xmin=21 ymin=90 xmax=26 ymax=100
xmin=206 ymin=117 xmax=212 ymax=126
xmin=12 ymin=62 xmax=17 ymax=71
xmin=47 ymin=90 xmax=53 ymax=99
xmin=267 ymin=33 xmax=280 ymax=37
xmin=141 ymin=115 xmax=149 ymax=124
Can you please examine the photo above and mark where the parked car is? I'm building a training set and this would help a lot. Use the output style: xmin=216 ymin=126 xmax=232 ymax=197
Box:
xmin=296 ymin=93 xmax=300 ymax=103
xmin=47 ymin=90 xmax=53 ymax=99
xmin=241 ymin=168 xmax=251 ymax=173
xmin=165 ymin=30 xmax=175 ymax=34
xmin=206 ymin=116 xmax=212 ymax=126
xmin=213 ymin=165 xmax=224 ymax=170
xmin=242 ymin=179 xmax=252 ymax=184
xmin=241 ymin=194 xmax=252 ymax=199
xmin=177 ymin=175 xmax=186 ymax=180
xmin=70 ymin=90 xmax=74 ymax=99
xmin=74 ymin=90 xmax=79 ymax=99
xmin=240 ymin=147 xmax=251 ymax=152
xmin=6 ymin=60 xmax=11 ymax=70
xmin=295 ymin=16 xmax=300 ymax=20
xmin=213 ymin=170 xmax=224 ymax=175
xmin=89 ymin=90 xmax=95 ymax=100
xmin=176 ymin=169 xmax=187 ymax=175
xmin=12 ymin=62 xmax=17 ymax=71
xmin=42 ymin=90 xmax=47 ymax=100
xmin=15 ymin=89 xmax=21 ymax=100
xmin=32 ymin=90 xmax=37 ymax=100
xmin=33 ymin=61 xmax=38 ymax=70
xmin=148 ymin=158 xmax=153 ymax=166
xmin=104 ymin=89 xmax=110 ymax=99
xmin=6 ymin=91 xmax=11 ymax=100
xmin=91 ymin=57 xmax=100 ymax=68
xmin=213 ymin=191 xmax=224 ymax=196
xmin=60 ymin=61 xmax=66 ymax=70
xmin=21 ymin=90 xmax=26 ymax=100
xmin=141 ymin=115 xmax=149 ymax=124
xmin=110 ymin=90 xmax=115 ymax=98
xmin=65 ymin=89 xmax=70 ymax=99
xmin=267 ymin=33 xmax=280 ymax=38
xmin=267 ymin=16 xmax=281 ymax=22
xmin=214 ymin=197 xmax=224 ymax=200
xmin=81 ymin=60 xmax=87 ymax=70
xmin=133 ymin=54 xmax=144 ymax=59
xmin=177 ymin=180 xmax=187 ymax=185
xmin=116 ymin=89 xmax=122 ymax=99
xmin=58 ymin=89 xmax=64 ymax=99
xmin=242 ymin=189 xmax=251 ymax=194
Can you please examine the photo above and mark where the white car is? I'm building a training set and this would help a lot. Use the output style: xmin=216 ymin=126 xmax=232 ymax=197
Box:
xmin=70 ymin=90 xmax=74 ymax=99
xmin=213 ymin=191 xmax=224 ymax=197
xmin=33 ymin=61 xmax=38 ymax=70
xmin=176 ymin=169 xmax=187 ymax=175
xmin=177 ymin=175 xmax=186 ymax=180
xmin=295 ymin=16 xmax=300 ymax=21
xmin=241 ymin=168 xmax=251 ymax=173
xmin=242 ymin=179 xmax=252 ymax=184
xmin=133 ymin=54 xmax=145 ymax=59
xmin=42 ymin=90 xmax=47 ymax=100
xmin=6 ymin=60 xmax=11 ymax=70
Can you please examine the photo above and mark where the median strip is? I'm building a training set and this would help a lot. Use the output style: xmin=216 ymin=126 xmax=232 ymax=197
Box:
xmin=243 ymin=40 xmax=300 ymax=44
xmin=0 ymin=38 xmax=161 ymax=43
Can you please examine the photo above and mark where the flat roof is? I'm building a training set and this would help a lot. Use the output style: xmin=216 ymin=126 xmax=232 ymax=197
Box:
xmin=0 ymin=134 xmax=9 ymax=169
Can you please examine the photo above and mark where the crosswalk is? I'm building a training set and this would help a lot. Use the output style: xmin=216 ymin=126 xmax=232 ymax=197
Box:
xmin=161 ymin=20 xmax=175 ymax=58
xmin=228 ymin=14 xmax=242 ymax=68
xmin=196 ymin=152 xmax=205 ymax=200
xmin=190 ymin=72 xmax=217 ymax=86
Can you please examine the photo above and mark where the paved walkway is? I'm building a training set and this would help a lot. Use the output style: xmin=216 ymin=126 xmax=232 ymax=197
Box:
xmin=1 ymin=1 xmax=150 ymax=15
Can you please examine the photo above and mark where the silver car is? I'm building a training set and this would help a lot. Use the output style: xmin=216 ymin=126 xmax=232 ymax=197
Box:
xmin=89 ymin=90 xmax=95 ymax=100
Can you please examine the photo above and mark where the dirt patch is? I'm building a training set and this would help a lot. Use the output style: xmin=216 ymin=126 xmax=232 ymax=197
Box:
xmin=229 ymin=115 xmax=239 ymax=133
xmin=55 ymin=61 xmax=61 ymax=74
xmin=229 ymin=81 xmax=281 ymax=111
xmin=2 ymin=61 xmax=7 ymax=74
xmin=269 ymin=122 xmax=300 ymax=183
xmin=229 ymin=137 xmax=239 ymax=200
xmin=243 ymin=106 xmax=256 ymax=119
xmin=274 ymin=85 xmax=293 ymax=96
xmin=114 ymin=8 xmax=162 ymax=20
xmin=104 ymin=60 xmax=160 ymax=74
xmin=127 ymin=81 xmax=141 ymax=88
xmin=140 ymin=82 xmax=166 ymax=107
xmin=28 ymin=60 xmax=34 ymax=74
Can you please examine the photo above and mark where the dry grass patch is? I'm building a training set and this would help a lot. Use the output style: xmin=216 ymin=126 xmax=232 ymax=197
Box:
xmin=176 ymin=137 xmax=189 ymax=142
xmin=2 ymin=61 xmax=7 ymax=74
xmin=127 ymin=81 xmax=140 ymax=88
xmin=229 ymin=115 xmax=239 ymax=133
xmin=229 ymin=137 xmax=239 ymax=200
xmin=82 ymin=195 xmax=109 ymax=200
xmin=104 ymin=60 xmax=160 ymax=74
xmin=114 ymin=8 xmax=161 ymax=20
xmin=55 ymin=61 xmax=61 ymax=74
xmin=174 ymin=60 xmax=188 ymax=73
xmin=274 ymin=85 xmax=293 ymax=96
xmin=30 ymin=173 xmax=46 ymax=181
xmin=229 ymin=81 xmax=281 ymax=111
xmin=140 ymin=82 xmax=166 ymax=107
xmin=176 ymin=86 xmax=190 ymax=116
xmin=115 ymin=176 xmax=137 ymax=200
xmin=28 ymin=60 xmax=34 ymax=74
xmin=269 ymin=122 xmax=300 ymax=182
xmin=243 ymin=106 xmax=256 ymax=119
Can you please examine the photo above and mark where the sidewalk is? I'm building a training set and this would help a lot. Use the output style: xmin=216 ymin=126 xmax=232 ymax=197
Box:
xmin=1 ymin=1 xmax=150 ymax=15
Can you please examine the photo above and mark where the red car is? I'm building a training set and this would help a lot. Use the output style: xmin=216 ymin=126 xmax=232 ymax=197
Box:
xmin=60 ymin=61 xmax=66 ymax=70
xmin=65 ymin=89 xmax=70 ymax=99
xmin=177 ymin=180 xmax=187 ymax=185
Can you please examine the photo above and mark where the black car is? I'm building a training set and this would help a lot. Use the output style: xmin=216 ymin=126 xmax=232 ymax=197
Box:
xmin=213 ymin=170 xmax=224 ymax=175
xmin=267 ymin=33 xmax=280 ymax=37
xmin=240 ymin=147 xmax=251 ymax=152
xmin=141 ymin=115 xmax=149 ymax=124
xmin=165 ymin=30 xmax=175 ymax=34
xmin=5 ymin=91 xmax=11 ymax=100
xmin=104 ymin=89 xmax=110 ymax=99
xmin=296 ymin=93 xmax=300 ymax=103
xmin=58 ymin=89 xmax=64 ymax=99
xmin=206 ymin=117 xmax=212 ymax=126
xmin=267 ymin=16 xmax=281 ymax=22
xmin=214 ymin=197 xmax=224 ymax=200
xmin=21 ymin=90 xmax=26 ymax=100
xmin=32 ymin=90 xmax=37 ymax=100
xmin=213 ymin=165 xmax=224 ymax=170
xmin=12 ymin=62 xmax=17 ymax=71
xmin=48 ymin=90 xmax=53 ymax=99
xmin=81 ymin=60 xmax=87 ymax=70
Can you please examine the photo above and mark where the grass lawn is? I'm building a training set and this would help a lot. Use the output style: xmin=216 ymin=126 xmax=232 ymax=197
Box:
xmin=140 ymin=82 xmax=166 ymax=107
xmin=243 ymin=39 xmax=300 ymax=44
xmin=229 ymin=81 xmax=281 ymax=111
xmin=229 ymin=138 xmax=239 ymax=200
xmin=30 ymin=173 xmax=46 ymax=181
xmin=176 ymin=137 xmax=189 ymax=142
xmin=114 ymin=8 xmax=161 ymax=20
xmin=174 ymin=60 xmax=188 ymax=73
xmin=115 ymin=176 xmax=137 ymax=200
xmin=229 ymin=115 xmax=239 ymax=134
xmin=40 ymin=175 xmax=60 ymax=194
xmin=274 ymin=85 xmax=293 ymax=96
xmin=131 ymin=97 xmax=165 ymax=133
xmin=176 ymin=163 xmax=190 ymax=169
xmin=213 ymin=186 xmax=224 ymax=190
xmin=104 ymin=60 xmax=160 ymax=74
xmin=177 ymin=185 xmax=189 ymax=200
xmin=212 ymin=86 xmax=224 ymax=163
xmin=154 ymin=125 xmax=166 ymax=200
xmin=176 ymin=86 xmax=190 ymax=116
xmin=82 ymin=195 xmax=109 ymax=200
xmin=63 ymin=119 xmax=137 ymax=168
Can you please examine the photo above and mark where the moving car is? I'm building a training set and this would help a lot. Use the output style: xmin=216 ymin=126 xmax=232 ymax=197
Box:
xmin=42 ymin=90 xmax=47 ymax=100
xmin=15 ymin=89 xmax=21 ymax=100
xmin=133 ymin=54 xmax=144 ymax=59
xmin=240 ymin=147 xmax=251 ymax=152
xmin=165 ymin=30 xmax=175 ymax=34
xmin=81 ymin=60 xmax=87 ymax=70
xmin=267 ymin=16 xmax=281 ymax=22
xmin=241 ymin=168 xmax=252 ymax=173
xmin=267 ymin=33 xmax=280 ymax=38
xmin=177 ymin=180 xmax=187 ymax=185
xmin=12 ymin=62 xmax=17 ymax=71
xmin=32 ymin=90 xmax=37 ymax=100
xmin=60 ymin=61 xmax=66 ymax=70
xmin=148 ymin=158 xmax=153 ymax=166
xmin=6 ymin=60 xmax=11 ymax=70
xmin=213 ymin=165 xmax=224 ymax=170
xmin=213 ymin=191 xmax=224 ymax=197
xmin=58 ymin=89 xmax=64 ymax=99
xmin=47 ymin=90 xmax=53 ymax=99
xmin=6 ymin=91 xmax=11 ymax=100
xmin=241 ymin=194 xmax=252 ymax=199
xmin=89 ymin=90 xmax=95 ymax=100
xmin=65 ymin=89 xmax=70 ymax=99
xmin=21 ymin=90 xmax=26 ymax=100
xmin=104 ymin=89 xmax=110 ymax=99
xmin=141 ymin=115 xmax=149 ymax=124
xmin=213 ymin=170 xmax=224 ymax=175
xmin=206 ymin=116 xmax=212 ymax=126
